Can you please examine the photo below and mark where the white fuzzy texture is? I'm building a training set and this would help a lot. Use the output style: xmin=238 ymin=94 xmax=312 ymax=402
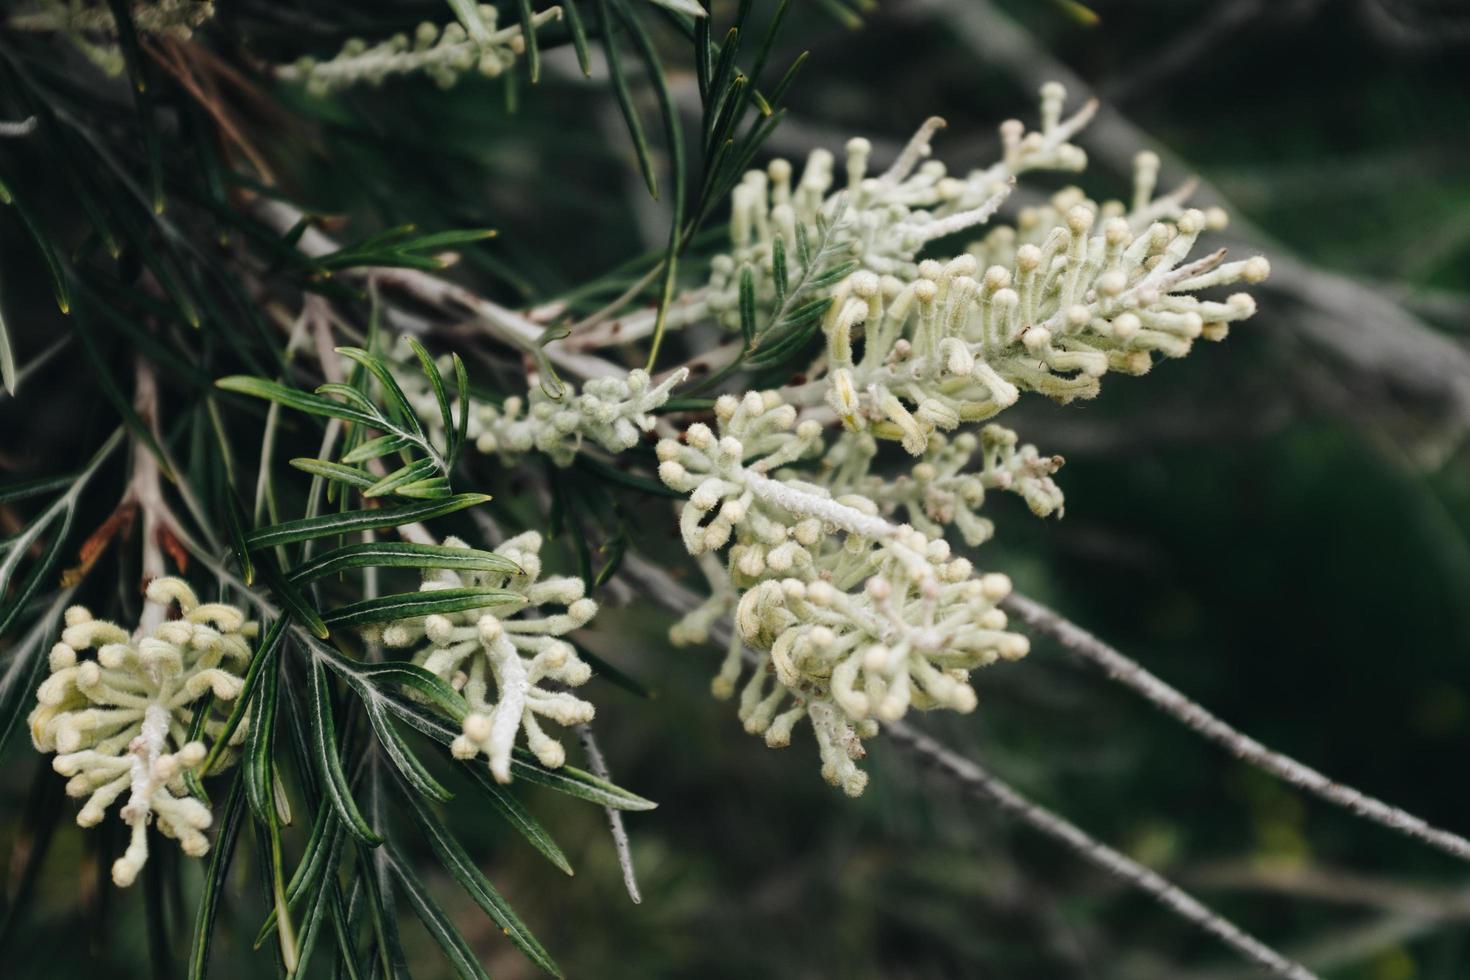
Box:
xmin=29 ymin=578 xmax=255 ymax=887
xmin=658 ymin=393 xmax=1031 ymax=796
xmin=277 ymin=6 xmax=563 ymax=95
xmin=382 ymin=533 xmax=598 ymax=783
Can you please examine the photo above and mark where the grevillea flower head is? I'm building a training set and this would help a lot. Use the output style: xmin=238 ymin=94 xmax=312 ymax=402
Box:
xmin=658 ymin=392 xmax=1031 ymax=795
xmin=28 ymin=577 xmax=255 ymax=886
xmin=390 ymin=335 xmax=686 ymax=467
xmin=472 ymin=367 xmax=689 ymax=466
xmin=382 ymin=532 xmax=598 ymax=783
xmin=705 ymin=82 xmax=1097 ymax=332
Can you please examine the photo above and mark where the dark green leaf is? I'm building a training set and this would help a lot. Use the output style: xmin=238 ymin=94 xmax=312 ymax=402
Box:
xmin=396 ymin=777 xmax=562 ymax=976
xmin=323 ymin=587 xmax=523 ymax=630
xmin=384 ymin=841 xmax=490 ymax=980
xmin=245 ymin=494 xmax=490 ymax=549
xmin=288 ymin=541 xmax=520 ymax=584
xmin=308 ymin=658 xmax=383 ymax=846
xmin=187 ymin=777 xmax=247 ymax=980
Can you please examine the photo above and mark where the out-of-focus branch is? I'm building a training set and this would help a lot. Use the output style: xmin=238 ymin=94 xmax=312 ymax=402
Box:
xmin=881 ymin=720 xmax=1316 ymax=980
xmin=1186 ymin=861 xmax=1470 ymax=921
xmin=252 ymin=198 xmax=623 ymax=381
xmin=1002 ymin=591 xmax=1470 ymax=863
xmin=616 ymin=552 xmax=1313 ymax=980
xmin=900 ymin=0 xmax=1470 ymax=425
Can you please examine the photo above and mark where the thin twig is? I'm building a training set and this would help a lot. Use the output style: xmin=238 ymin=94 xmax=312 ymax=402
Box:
xmin=576 ymin=724 xmax=642 ymax=905
xmin=883 ymin=720 xmax=1317 ymax=980
xmin=1003 ymin=590 xmax=1470 ymax=864
xmin=615 ymin=552 xmax=1310 ymax=978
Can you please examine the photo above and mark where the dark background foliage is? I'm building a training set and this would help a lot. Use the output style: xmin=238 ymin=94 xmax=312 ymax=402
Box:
xmin=1 ymin=1 xmax=1468 ymax=977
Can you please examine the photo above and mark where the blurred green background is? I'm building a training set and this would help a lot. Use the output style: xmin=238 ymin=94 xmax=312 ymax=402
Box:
xmin=3 ymin=0 xmax=1470 ymax=977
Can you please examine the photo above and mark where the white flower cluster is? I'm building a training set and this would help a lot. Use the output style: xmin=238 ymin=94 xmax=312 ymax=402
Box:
xmin=703 ymin=83 xmax=1269 ymax=462
xmin=28 ymin=578 xmax=254 ymax=886
xmin=828 ymin=424 xmax=1064 ymax=547
xmin=278 ymin=6 xmax=563 ymax=96
xmin=705 ymin=83 xmax=1095 ymax=331
xmin=382 ymin=533 xmax=598 ymax=783
xmin=390 ymin=337 xmax=686 ymax=467
xmin=10 ymin=1 xmax=214 ymax=77
xmin=657 ymin=392 xmax=1030 ymax=795
xmin=471 ymin=368 xmax=688 ymax=466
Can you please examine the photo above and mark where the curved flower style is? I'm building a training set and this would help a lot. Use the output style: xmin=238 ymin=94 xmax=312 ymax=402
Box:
xmin=382 ymin=532 xmax=598 ymax=783
xmin=28 ymin=578 xmax=254 ymax=886
xmin=658 ymin=392 xmax=1030 ymax=795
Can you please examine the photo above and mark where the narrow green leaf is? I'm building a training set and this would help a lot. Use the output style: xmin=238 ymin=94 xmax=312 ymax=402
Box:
xmin=340 ymin=434 xmax=412 ymax=465
xmin=561 ymin=0 xmax=593 ymax=75
xmin=308 ymin=658 xmax=383 ymax=846
xmin=243 ymin=644 xmax=281 ymax=825
xmin=395 ymin=477 xmax=453 ymax=499
xmin=597 ymin=0 xmax=658 ymax=198
xmin=288 ymin=542 xmax=520 ymax=584
xmin=355 ymin=662 xmax=470 ymax=723
xmin=187 ymin=777 xmax=246 ymax=980
xmin=771 ymin=233 xmax=788 ymax=302
xmin=515 ymin=0 xmax=541 ymax=83
xmin=615 ymin=0 xmax=686 ymax=372
xmin=0 ymin=291 xmax=14 ymax=396
xmin=451 ymin=353 xmax=470 ymax=467
xmin=336 ymin=347 xmax=424 ymax=442
xmin=323 ymin=587 xmax=523 ymax=630
xmin=258 ymin=559 xmax=330 ymax=639
xmin=508 ymin=749 xmax=659 ymax=810
xmin=0 ymin=474 xmax=73 ymax=506
xmin=363 ymin=458 xmax=440 ymax=499
xmin=406 ymin=337 xmax=453 ymax=459
xmin=363 ymin=695 xmax=453 ymax=802
xmin=289 ymin=458 xmax=375 ymax=492
xmin=314 ymin=382 xmax=381 ymax=419
xmin=463 ymin=765 xmax=574 ymax=875
xmin=222 ymin=489 xmax=255 ymax=586
xmin=738 ymin=263 xmax=756 ymax=345
xmin=574 ymin=642 xmax=655 ymax=700
xmin=397 ymin=778 xmax=562 ymax=977
xmin=244 ymin=494 xmax=490 ymax=549
xmin=385 ymin=841 xmax=490 ymax=980
xmin=0 ymin=176 xmax=70 ymax=313
xmin=216 ymin=376 xmax=376 ymax=428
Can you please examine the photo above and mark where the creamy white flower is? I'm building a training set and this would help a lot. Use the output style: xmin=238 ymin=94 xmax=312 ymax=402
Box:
xmin=29 ymin=577 xmax=254 ymax=886
xmin=382 ymin=532 xmax=598 ymax=783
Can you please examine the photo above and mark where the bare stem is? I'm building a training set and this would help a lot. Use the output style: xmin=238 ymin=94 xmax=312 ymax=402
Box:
xmin=576 ymin=724 xmax=642 ymax=904
xmin=1003 ymin=590 xmax=1470 ymax=864
xmin=882 ymin=719 xmax=1317 ymax=980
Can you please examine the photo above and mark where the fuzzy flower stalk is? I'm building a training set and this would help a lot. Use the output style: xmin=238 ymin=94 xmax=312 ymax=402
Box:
xmin=382 ymin=533 xmax=599 ymax=783
xmin=28 ymin=577 xmax=255 ymax=886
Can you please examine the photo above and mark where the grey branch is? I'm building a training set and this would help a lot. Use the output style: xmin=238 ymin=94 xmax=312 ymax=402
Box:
xmin=576 ymin=724 xmax=643 ymax=904
xmin=616 ymin=553 xmax=1309 ymax=978
xmin=904 ymin=0 xmax=1470 ymax=425
xmin=882 ymin=720 xmax=1317 ymax=980
xmin=1003 ymin=590 xmax=1470 ymax=864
